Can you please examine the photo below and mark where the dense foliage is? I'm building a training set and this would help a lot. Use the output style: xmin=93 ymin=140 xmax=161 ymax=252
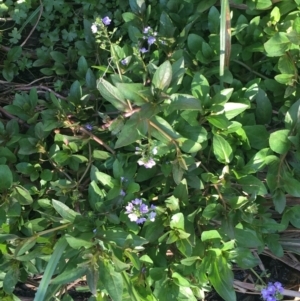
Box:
xmin=1 ymin=0 xmax=300 ymax=300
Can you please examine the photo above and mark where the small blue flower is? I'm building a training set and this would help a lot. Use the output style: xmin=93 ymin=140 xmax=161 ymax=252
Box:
xmin=102 ymin=16 xmax=111 ymax=26
xmin=139 ymin=47 xmax=148 ymax=54
xmin=85 ymin=124 xmax=93 ymax=131
xmin=143 ymin=26 xmax=151 ymax=34
xmin=261 ymin=282 xmax=283 ymax=301
xmin=148 ymin=36 xmax=156 ymax=45
xmin=120 ymin=189 xmax=126 ymax=196
xmin=121 ymin=58 xmax=128 ymax=65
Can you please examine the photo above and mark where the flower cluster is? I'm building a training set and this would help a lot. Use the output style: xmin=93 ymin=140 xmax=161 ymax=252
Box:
xmin=139 ymin=25 xmax=157 ymax=53
xmin=261 ymin=282 xmax=283 ymax=301
xmin=136 ymin=146 xmax=158 ymax=169
xmin=125 ymin=199 xmax=156 ymax=224
xmin=90 ymin=16 xmax=111 ymax=34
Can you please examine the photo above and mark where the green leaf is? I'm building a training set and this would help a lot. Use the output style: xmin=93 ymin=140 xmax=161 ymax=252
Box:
xmin=170 ymin=213 xmax=185 ymax=230
xmin=269 ymin=129 xmax=291 ymax=154
xmin=34 ymin=237 xmax=68 ymax=301
xmin=116 ymin=83 xmax=151 ymax=105
xmin=52 ymin=199 xmax=80 ymax=222
xmin=99 ymin=260 xmax=123 ymax=301
xmin=152 ymin=60 xmax=172 ymax=91
xmin=272 ymin=189 xmax=286 ymax=213
xmin=244 ymin=125 xmax=269 ymax=150
xmin=3 ymin=267 xmax=19 ymax=294
xmin=264 ymin=32 xmax=291 ymax=57
xmin=283 ymin=173 xmax=300 ymax=197
xmin=208 ymin=253 xmax=236 ymax=301
xmin=52 ymin=265 xmax=87 ymax=285
xmin=166 ymin=94 xmax=202 ymax=113
xmin=255 ymin=89 xmax=272 ymax=124
xmin=13 ymin=186 xmax=33 ymax=205
xmin=129 ymin=0 xmax=146 ymax=14
xmin=285 ymin=99 xmax=300 ymax=129
xmin=213 ymin=135 xmax=233 ymax=163
xmin=237 ymin=175 xmax=267 ymax=196
xmin=115 ymin=114 xmax=147 ymax=148
xmin=0 ymin=165 xmax=13 ymax=191
xmin=65 ymin=233 xmax=94 ymax=249
xmin=50 ymin=51 xmax=67 ymax=64
xmin=201 ymin=230 xmax=221 ymax=241
xmin=97 ymin=78 xmax=130 ymax=111
xmin=223 ymin=102 xmax=248 ymax=120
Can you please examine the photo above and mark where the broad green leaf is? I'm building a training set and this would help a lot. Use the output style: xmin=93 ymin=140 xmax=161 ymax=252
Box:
xmin=269 ymin=129 xmax=291 ymax=154
xmin=255 ymin=89 xmax=272 ymax=124
xmin=272 ymin=189 xmax=286 ymax=213
xmin=115 ymin=114 xmax=147 ymax=148
xmin=283 ymin=173 xmax=300 ymax=197
xmin=213 ymin=135 xmax=233 ymax=163
xmin=116 ymin=83 xmax=151 ymax=105
xmin=237 ymin=175 xmax=267 ymax=196
xmin=0 ymin=165 xmax=13 ymax=191
xmin=208 ymin=253 xmax=236 ymax=301
xmin=191 ymin=72 xmax=210 ymax=100
xmin=170 ymin=213 xmax=185 ymax=230
xmin=244 ymin=125 xmax=269 ymax=150
xmin=256 ymin=0 xmax=272 ymax=9
xmin=97 ymin=78 xmax=129 ymax=111
xmin=152 ymin=60 xmax=172 ymax=91
xmin=65 ymin=233 xmax=94 ymax=249
xmin=233 ymin=248 xmax=260 ymax=269
xmin=264 ymin=32 xmax=291 ymax=57
xmin=285 ymin=99 xmax=300 ymax=129
xmin=129 ymin=0 xmax=146 ymax=14
xmin=52 ymin=199 xmax=80 ymax=222
xmin=13 ymin=186 xmax=33 ymax=205
xmin=3 ymin=267 xmax=19 ymax=294
xmin=201 ymin=230 xmax=221 ymax=241
xmin=166 ymin=94 xmax=202 ymax=113
xmin=99 ymin=260 xmax=123 ymax=301
xmin=223 ymin=102 xmax=248 ymax=120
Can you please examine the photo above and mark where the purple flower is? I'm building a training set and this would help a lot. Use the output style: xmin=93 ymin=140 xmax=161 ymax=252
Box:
xmin=274 ymin=282 xmax=283 ymax=293
xmin=120 ymin=189 xmax=126 ymax=196
xmin=140 ymin=204 xmax=149 ymax=214
xmin=85 ymin=123 xmax=93 ymax=131
xmin=148 ymin=36 xmax=156 ymax=45
xmin=136 ymin=217 xmax=147 ymax=224
xmin=102 ymin=16 xmax=111 ymax=26
xmin=148 ymin=211 xmax=156 ymax=222
xmin=132 ymin=198 xmax=142 ymax=205
xmin=144 ymin=158 xmax=156 ymax=168
xmin=143 ymin=26 xmax=151 ymax=34
xmin=125 ymin=199 xmax=156 ymax=224
xmin=261 ymin=282 xmax=283 ymax=301
xmin=139 ymin=47 xmax=148 ymax=54
xmin=121 ymin=58 xmax=128 ymax=65
xmin=125 ymin=203 xmax=134 ymax=213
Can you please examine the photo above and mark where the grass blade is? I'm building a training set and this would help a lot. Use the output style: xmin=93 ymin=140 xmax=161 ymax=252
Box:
xmin=34 ymin=237 xmax=68 ymax=301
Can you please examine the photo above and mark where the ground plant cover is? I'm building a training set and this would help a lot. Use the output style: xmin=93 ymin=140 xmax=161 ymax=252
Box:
xmin=2 ymin=0 xmax=300 ymax=300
